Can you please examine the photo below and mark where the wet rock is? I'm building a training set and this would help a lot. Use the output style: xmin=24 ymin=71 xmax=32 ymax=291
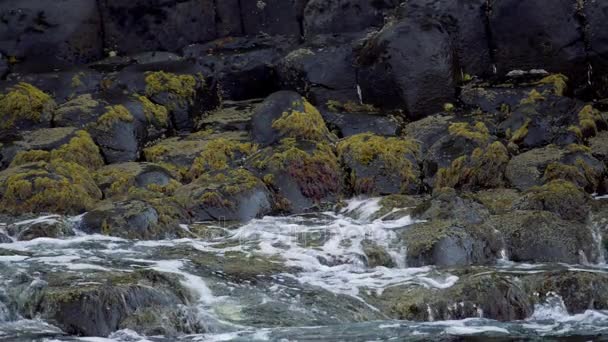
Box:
xmin=337 ymin=133 xmax=421 ymax=195
xmin=514 ymin=180 xmax=591 ymax=222
xmin=402 ymin=114 xmax=452 ymax=153
xmin=17 ymin=269 xmax=192 ymax=337
xmin=0 ymin=161 xmax=102 ymax=216
xmin=0 ymin=232 xmax=11 ymax=243
xmin=527 ymin=270 xmax=608 ymax=314
xmin=251 ymin=91 xmax=335 ymax=147
xmin=505 ymin=145 xmax=605 ymax=192
xmin=489 ymin=0 xmax=587 ymax=84
xmin=322 ymin=111 xmax=399 ymax=138
xmin=197 ymin=104 xmax=255 ymax=132
xmin=0 ymin=52 xmax=8 ymax=78
xmin=361 ymin=240 xmax=395 ymax=268
xmin=0 ymin=0 xmax=103 ymax=66
xmin=374 ymin=271 xmax=533 ymax=321
xmin=0 ymin=127 xmax=79 ymax=170
xmin=80 ymin=200 xmax=182 ymax=240
xmin=303 ymin=0 xmax=396 ymax=36
xmin=413 ymin=188 xmax=490 ymax=226
xmin=87 ymin=104 xmax=142 ymax=163
xmin=402 ymin=0 xmax=492 ymax=77
xmin=471 ymin=188 xmax=522 ymax=215
xmin=94 ymin=162 xmax=177 ymax=199
xmin=6 ymin=216 xmax=74 ymax=241
xmin=247 ymin=139 xmax=342 ymax=213
xmin=488 ymin=210 xmax=596 ymax=264
xmin=401 ymin=220 xmax=500 ymax=267
xmin=585 ymin=0 xmax=608 ymax=97
xmin=0 ymin=83 xmax=55 ymax=131
xmin=100 ymin=0 xmax=215 ymax=55
xmin=357 ymin=17 xmax=456 ymax=119
xmin=175 ymin=169 xmax=272 ymax=222
xmin=52 ymin=94 xmax=107 ymax=128
xmin=590 ymin=131 xmax=608 ymax=166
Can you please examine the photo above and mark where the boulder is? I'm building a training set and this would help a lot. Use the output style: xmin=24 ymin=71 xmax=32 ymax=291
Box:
xmin=303 ymin=0 xmax=396 ymax=36
xmin=513 ymin=180 xmax=591 ymax=222
xmin=0 ymin=52 xmax=8 ymax=78
xmin=87 ymin=105 xmax=142 ymax=163
xmin=585 ymin=0 xmax=608 ymax=97
xmin=0 ymin=127 xmax=79 ymax=170
xmin=337 ymin=133 xmax=421 ymax=195
xmin=7 ymin=216 xmax=74 ymax=241
xmin=489 ymin=0 xmax=587 ymax=83
xmin=412 ymin=188 xmax=490 ymax=225
xmin=94 ymin=162 xmax=177 ymax=200
xmin=52 ymin=94 xmax=107 ymax=128
xmin=100 ymin=0 xmax=216 ymax=55
xmin=402 ymin=114 xmax=452 ymax=153
xmin=247 ymin=139 xmax=342 ymax=213
xmin=0 ymin=83 xmax=55 ymax=131
xmin=251 ymin=91 xmax=335 ymax=147
xmin=174 ymin=169 xmax=272 ymax=222
xmin=239 ymin=0 xmax=303 ymax=36
xmin=80 ymin=200 xmax=183 ymax=240
xmin=0 ymin=0 xmax=103 ymax=66
xmin=322 ymin=111 xmax=400 ymax=138
xmin=357 ymin=17 xmax=456 ymax=119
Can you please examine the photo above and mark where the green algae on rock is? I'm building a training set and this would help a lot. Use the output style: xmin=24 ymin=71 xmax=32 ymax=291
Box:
xmin=0 ymin=82 xmax=55 ymax=129
xmin=189 ymin=138 xmax=257 ymax=179
xmin=271 ymin=99 xmax=333 ymax=142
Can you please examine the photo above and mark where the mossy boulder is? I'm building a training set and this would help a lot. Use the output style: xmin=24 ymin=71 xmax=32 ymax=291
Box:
xmin=251 ymin=91 xmax=335 ymax=147
xmin=94 ymin=162 xmax=178 ymax=200
xmin=17 ymin=269 xmax=192 ymax=337
xmin=471 ymin=188 xmax=522 ymax=215
xmin=0 ymin=83 xmax=55 ymax=130
xmin=361 ymin=240 xmax=396 ymax=268
xmin=402 ymin=114 xmax=453 ymax=153
xmin=52 ymin=94 xmax=106 ymax=127
xmin=590 ymin=131 xmax=608 ymax=166
xmin=513 ymin=180 xmax=591 ymax=222
xmin=400 ymin=219 xmax=501 ymax=267
xmin=434 ymin=141 xmax=511 ymax=191
xmin=337 ymin=133 xmax=421 ymax=195
xmin=175 ymin=169 xmax=271 ymax=222
xmin=87 ymin=104 xmax=141 ymax=163
xmin=189 ymin=137 xmax=257 ymax=179
xmin=247 ymin=139 xmax=342 ymax=213
xmin=197 ymin=105 xmax=254 ymax=132
xmin=371 ymin=271 xmax=533 ymax=321
xmin=488 ymin=210 xmax=597 ymax=263
xmin=144 ymin=71 xmax=202 ymax=131
xmin=0 ymin=161 xmax=102 ymax=215
xmin=6 ymin=216 xmax=74 ymax=241
xmin=80 ymin=200 xmax=184 ymax=240
xmin=413 ymin=188 xmax=490 ymax=225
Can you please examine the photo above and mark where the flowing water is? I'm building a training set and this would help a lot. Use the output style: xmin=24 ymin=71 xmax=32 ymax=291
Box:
xmin=1 ymin=198 xmax=608 ymax=341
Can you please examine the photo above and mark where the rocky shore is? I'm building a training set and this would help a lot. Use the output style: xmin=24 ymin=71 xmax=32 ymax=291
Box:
xmin=2 ymin=0 xmax=608 ymax=339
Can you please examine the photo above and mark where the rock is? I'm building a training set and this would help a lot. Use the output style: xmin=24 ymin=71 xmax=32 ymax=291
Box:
xmin=277 ymin=42 xmax=360 ymax=106
xmin=514 ymin=180 xmax=591 ymax=222
xmin=240 ymin=0 xmax=303 ymax=36
xmin=357 ymin=17 xmax=456 ymax=119
xmin=251 ymin=91 xmax=335 ymax=147
xmin=52 ymin=94 xmax=107 ymax=128
xmin=402 ymin=114 xmax=452 ymax=153
xmin=402 ymin=0 xmax=492 ymax=77
xmin=361 ymin=240 xmax=396 ymax=268
xmin=0 ymin=0 xmax=103 ymax=66
xmin=527 ymin=270 xmax=608 ymax=314
xmin=585 ymin=0 xmax=608 ymax=97
xmin=373 ymin=271 xmax=533 ymax=321
xmin=197 ymin=104 xmax=255 ymax=132
xmin=174 ymin=169 xmax=272 ymax=222
xmin=5 ymin=215 xmax=73 ymax=241
xmin=94 ymin=162 xmax=177 ymax=199
xmin=0 ymin=161 xmax=102 ymax=215
xmin=100 ymin=0 xmax=215 ymax=55
xmin=413 ymin=188 xmax=490 ymax=225
xmin=247 ymin=139 xmax=342 ymax=213
xmin=471 ymin=188 xmax=522 ymax=215
xmin=489 ymin=0 xmax=587 ymax=84
xmin=590 ymin=131 xmax=608 ymax=165
xmin=0 ymin=127 xmax=78 ymax=170
xmin=0 ymin=232 xmax=11 ymax=243
xmin=87 ymin=104 xmax=142 ymax=163
xmin=505 ymin=145 xmax=605 ymax=192
xmin=16 ymin=269 xmax=193 ymax=337
xmin=0 ymin=83 xmax=55 ymax=131
xmin=488 ymin=210 xmax=596 ymax=264
xmin=303 ymin=0 xmax=396 ymax=36
xmin=0 ymin=52 xmax=7 ymax=78
xmin=337 ymin=133 xmax=421 ymax=195
xmin=80 ymin=200 xmax=182 ymax=240
xmin=401 ymin=219 xmax=500 ymax=267
xmin=322 ymin=111 xmax=400 ymax=138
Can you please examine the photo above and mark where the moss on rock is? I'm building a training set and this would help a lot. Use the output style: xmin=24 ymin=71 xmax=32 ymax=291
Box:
xmin=448 ymin=121 xmax=490 ymax=145
xmin=96 ymin=105 xmax=134 ymax=130
xmin=137 ymin=95 xmax=169 ymax=127
xmin=514 ymin=180 xmax=590 ymax=222
xmin=0 ymin=83 xmax=54 ymax=129
xmin=145 ymin=71 xmax=197 ymax=106
xmin=49 ymin=130 xmax=104 ymax=170
xmin=271 ymin=99 xmax=332 ymax=142
xmin=190 ymin=138 xmax=257 ymax=179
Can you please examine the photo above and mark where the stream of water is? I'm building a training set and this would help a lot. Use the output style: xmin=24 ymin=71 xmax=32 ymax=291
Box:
xmin=1 ymin=198 xmax=608 ymax=341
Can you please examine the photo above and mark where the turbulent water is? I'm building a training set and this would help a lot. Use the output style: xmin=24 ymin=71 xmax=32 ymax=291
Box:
xmin=1 ymin=198 xmax=608 ymax=341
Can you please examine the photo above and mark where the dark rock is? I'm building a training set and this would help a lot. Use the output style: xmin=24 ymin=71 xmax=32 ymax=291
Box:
xmin=303 ymin=0 xmax=397 ymax=36
xmin=0 ymin=53 xmax=7 ymax=78
xmin=401 ymin=220 xmax=500 ymax=267
xmin=0 ymin=232 xmax=11 ymax=243
xmin=513 ymin=180 xmax=591 ymax=222
xmin=402 ymin=114 xmax=452 ymax=153
xmin=337 ymin=133 xmax=421 ymax=195
xmin=53 ymin=94 xmax=107 ymax=128
xmin=17 ymin=269 xmax=192 ymax=337
xmin=0 ymin=82 xmax=55 ymax=131
xmin=489 ymin=0 xmax=587 ymax=83
xmin=0 ymin=0 xmax=103 ymax=66
xmin=361 ymin=240 xmax=396 ymax=268
xmin=590 ymin=131 xmax=608 ymax=166
xmin=100 ymin=0 xmax=216 ymax=55
xmin=357 ymin=17 xmax=456 ymax=119
xmin=0 ymin=127 xmax=79 ymax=170
xmin=402 ymin=0 xmax=492 ymax=77
xmin=87 ymin=104 xmax=142 ymax=164
xmin=488 ymin=210 xmax=596 ymax=264
xmin=240 ymin=0 xmax=303 ymax=36
xmin=413 ymin=188 xmax=490 ymax=225
xmin=322 ymin=111 xmax=399 ymax=138
xmin=374 ymin=271 xmax=533 ymax=321
xmin=94 ymin=162 xmax=175 ymax=199
xmin=197 ymin=104 xmax=255 ymax=132
xmin=505 ymin=145 xmax=565 ymax=191
xmin=80 ymin=200 xmax=182 ymax=240
xmin=251 ymin=91 xmax=334 ymax=147
xmin=7 ymin=216 xmax=74 ymax=241
xmin=247 ymin=140 xmax=342 ymax=213
xmin=174 ymin=169 xmax=272 ymax=222
xmin=585 ymin=0 xmax=608 ymax=97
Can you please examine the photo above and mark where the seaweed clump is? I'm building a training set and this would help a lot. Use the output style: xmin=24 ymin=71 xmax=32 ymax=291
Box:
xmin=271 ymin=100 xmax=332 ymax=142
xmin=0 ymin=83 xmax=54 ymax=129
